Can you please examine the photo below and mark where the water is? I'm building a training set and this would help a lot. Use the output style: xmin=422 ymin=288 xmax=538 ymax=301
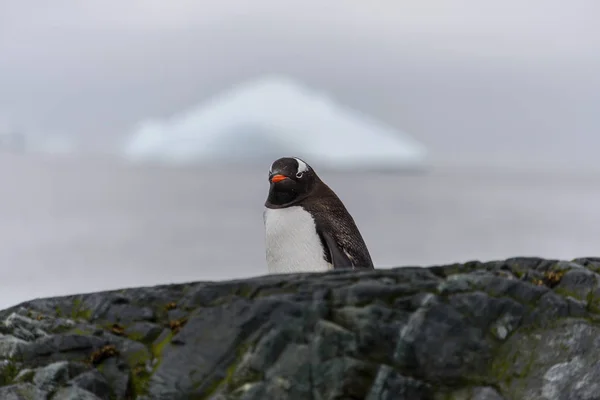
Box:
xmin=1 ymin=154 xmax=600 ymax=309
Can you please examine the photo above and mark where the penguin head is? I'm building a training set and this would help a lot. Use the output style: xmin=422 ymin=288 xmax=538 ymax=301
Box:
xmin=265 ymin=157 xmax=318 ymax=208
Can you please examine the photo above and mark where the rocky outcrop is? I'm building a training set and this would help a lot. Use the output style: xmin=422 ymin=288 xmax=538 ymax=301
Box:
xmin=0 ymin=257 xmax=599 ymax=399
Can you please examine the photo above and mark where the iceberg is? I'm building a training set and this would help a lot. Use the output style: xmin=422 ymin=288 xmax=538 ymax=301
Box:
xmin=121 ymin=75 xmax=429 ymax=170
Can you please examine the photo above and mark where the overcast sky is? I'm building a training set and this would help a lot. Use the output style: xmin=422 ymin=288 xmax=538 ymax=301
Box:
xmin=1 ymin=0 xmax=599 ymax=166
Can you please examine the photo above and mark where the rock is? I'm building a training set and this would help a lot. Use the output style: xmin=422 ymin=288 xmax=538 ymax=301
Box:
xmin=0 ymin=382 xmax=47 ymax=399
xmin=0 ymin=335 xmax=27 ymax=359
xmin=3 ymin=313 xmax=48 ymax=341
xmin=366 ymin=367 xmax=431 ymax=400
xmin=448 ymin=386 xmax=506 ymax=400
xmin=52 ymin=386 xmax=104 ymax=400
xmin=32 ymin=361 xmax=89 ymax=392
xmin=99 ymin=304 xmax=156 ymax=325
xmin=12 ymin=368 xmax=35 ymax=385
xmin=0 ymin=257 xmax=600 ymax=399
xmin=68 ymin=370 xmax=112 ymax=400
xmin=20 ymin=334 xmax=109 ymax=367
xmin=555 ymin=268 xmax=598 ymax=301
xmin=472 ymin=387 xmax=506 ymax=400
xmin=123 ymin=322 xmax=162 ymax=343
xmin=96 ymin=357 xmax=130 ymax=399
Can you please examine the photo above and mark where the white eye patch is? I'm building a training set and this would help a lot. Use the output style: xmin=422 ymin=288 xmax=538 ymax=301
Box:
xmin=294 ymin=158 xmax=309 ymax=174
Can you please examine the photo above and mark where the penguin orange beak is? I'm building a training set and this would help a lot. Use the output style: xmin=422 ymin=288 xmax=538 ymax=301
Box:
xmin=270 ymin=174 xmax=288 ymax=183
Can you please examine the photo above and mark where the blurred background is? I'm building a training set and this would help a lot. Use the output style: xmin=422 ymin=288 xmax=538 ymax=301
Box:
xmin=0 ymin=0 xmax=599 ymax=308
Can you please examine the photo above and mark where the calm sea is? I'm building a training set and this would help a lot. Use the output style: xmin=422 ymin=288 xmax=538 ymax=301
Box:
xmin=1 ymin=154 xmax=599 ymax=309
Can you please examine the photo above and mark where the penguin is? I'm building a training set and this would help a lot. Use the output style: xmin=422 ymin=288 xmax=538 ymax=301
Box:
xmin=263 ymin=157 xmax=374 ymax=273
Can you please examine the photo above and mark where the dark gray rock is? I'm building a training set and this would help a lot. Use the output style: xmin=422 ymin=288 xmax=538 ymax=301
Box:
xmin=32 ymin=361 xmax=89 ymax=392
xmin=1 ymin=257 xmax=600 ymax=399
xmin=95 ymin=357 xmax=129 ymax=400
xmin=52 ymin=386 xmax=103 ymax=400
xmin=20 ymin=334 xmax=109 ymax=367
xmin=447 ymin=386 xmax=506 ymax=400
xmin=555 ymin=268 xmax=598 ymax=301
xmin=472 ymin=387 xmax=506 ymax=400
xmin=124 ymin=322 xmax=162 ymax=344
xmin=99 ymin=304 xmax=156 ymax=325
xmin=366 ymin=367 xmax=431 ymax=400
xmin=0 ymin=382 xmax=47 ymax=399
xmin=68 ymin=370 xmax=112 ymax=400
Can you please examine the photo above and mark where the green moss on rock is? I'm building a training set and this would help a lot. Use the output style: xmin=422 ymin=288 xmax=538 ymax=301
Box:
xmin=129 ymin=365 xmax=152 ymax=396
xmin=70 ymin=299 xmax=92 ymax=321
xmin=0 ymin=361 xmax=21 ymax=386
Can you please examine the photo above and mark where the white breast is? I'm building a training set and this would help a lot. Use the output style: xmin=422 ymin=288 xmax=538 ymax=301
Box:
xmin=264 ymin=206 xmax=333 ymax=274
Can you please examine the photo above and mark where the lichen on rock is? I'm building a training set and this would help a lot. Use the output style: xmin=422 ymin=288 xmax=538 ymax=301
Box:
xmin=0 ymin=257 xmax=599 ymax=399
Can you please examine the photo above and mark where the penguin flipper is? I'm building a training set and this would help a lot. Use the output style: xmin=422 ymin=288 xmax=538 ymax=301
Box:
xmin=321 ymin=231 xmax=354 ymax=269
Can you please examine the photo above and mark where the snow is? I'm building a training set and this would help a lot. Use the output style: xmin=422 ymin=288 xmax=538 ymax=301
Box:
xmin=121 ymin=75 xmax=429 ymax=170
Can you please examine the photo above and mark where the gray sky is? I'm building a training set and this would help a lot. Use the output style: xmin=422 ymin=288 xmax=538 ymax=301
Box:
xmin=1 ymin=0 xmax=599 ymax=167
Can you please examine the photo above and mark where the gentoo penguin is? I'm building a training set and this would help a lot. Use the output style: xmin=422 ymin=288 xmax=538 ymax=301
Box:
xmin=263 ymin=157 xmax=374 ymax=273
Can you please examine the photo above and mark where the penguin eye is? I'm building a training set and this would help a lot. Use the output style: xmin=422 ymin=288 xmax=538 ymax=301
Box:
xmin=296 ymin=172 xmax=303 ymax=179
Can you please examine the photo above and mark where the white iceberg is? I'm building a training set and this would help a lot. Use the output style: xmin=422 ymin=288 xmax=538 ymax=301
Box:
xmin=121 ymin=75 xmax=429 ymax=170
